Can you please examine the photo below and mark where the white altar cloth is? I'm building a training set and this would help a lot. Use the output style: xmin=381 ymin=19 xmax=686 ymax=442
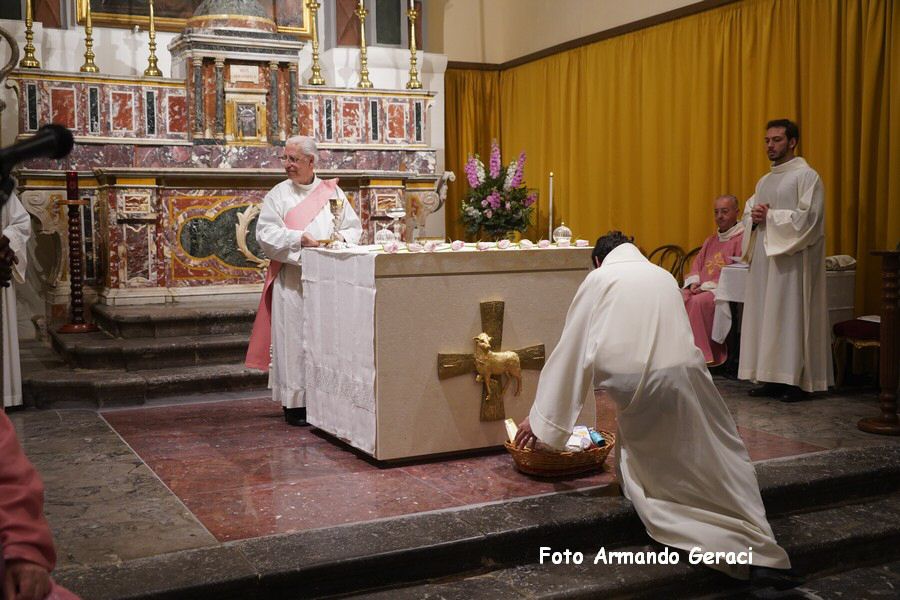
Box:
xmin=301 ymin=244 xmax=596 ymax=460
xmin=712 ymin=265 xmax=856 ymax=344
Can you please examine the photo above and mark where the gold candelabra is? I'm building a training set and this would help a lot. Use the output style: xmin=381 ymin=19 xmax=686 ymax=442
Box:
xmin=406 ymin=6 xmax=422 ymax=89
xmin=144 ymin=0 xmax=162 ymax=76
xmin=20 ymin=0 xmax=41 ymax=69
xmin=355 ymin=1 xmax=373 ymax=89
xmin=80 ymin=0 xmax=99 ymax=73
xmin=306 ymin=0 xmax=325 ymax=85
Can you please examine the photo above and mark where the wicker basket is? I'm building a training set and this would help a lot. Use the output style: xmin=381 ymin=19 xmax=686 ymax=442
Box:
xmin=505 ymin=429 xmax=616 ymax=478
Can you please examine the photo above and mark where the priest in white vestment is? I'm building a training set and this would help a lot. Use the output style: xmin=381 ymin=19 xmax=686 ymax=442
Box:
xmin=1 ymin=192 xmax=31 ymax=408
xmin=739 ymin=119 xmax=833 ymax=399
xmin=249 ymin=136 xmax=362 ymax=425
xmin=516 ymin=232 xmax=793 ymax=583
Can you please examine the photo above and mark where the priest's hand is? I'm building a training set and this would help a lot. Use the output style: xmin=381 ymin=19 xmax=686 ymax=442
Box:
xmin=0 ymin=234 xmax=18 ymax=287
xmin=300 ymin=232 xmax=320 ymax=248
xmin=3 ymin=559 xmax=52 ymax=600
xmin=515 ymin=416 xmax=537 ymax=449
xmin=689 ymin=282 xmax=701 ymax=294
xmin=751 ymin=203 xmax=769 ymax=225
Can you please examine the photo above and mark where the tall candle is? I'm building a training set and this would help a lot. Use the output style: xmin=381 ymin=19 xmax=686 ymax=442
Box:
xmin=548 ymin=172 xmax=554 ymax=237
xmin=359 ymin=0 xmax=365 ymax=8
xmin=409 ymin=0 xmax=415 ymax=9
xmin=149 ymin=0 xmax=155 ymax=34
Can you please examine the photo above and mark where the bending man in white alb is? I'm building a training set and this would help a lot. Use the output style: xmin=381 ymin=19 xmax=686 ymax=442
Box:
xmin=246 ymin=136 xmax=362 ymax=426
xmin=516 ymin=231 xmax=797 ymax=589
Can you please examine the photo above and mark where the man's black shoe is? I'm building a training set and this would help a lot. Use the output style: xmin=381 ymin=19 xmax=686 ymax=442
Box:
xmin=779 ymin=385 xmax=808 ymax=402
xmin=283 ymin=406 xmax=308 ymax=426
xmin=748 ymin=382 xmax=784 ymax=397
xmin=749 ymin=566 xmax=803 ymax=590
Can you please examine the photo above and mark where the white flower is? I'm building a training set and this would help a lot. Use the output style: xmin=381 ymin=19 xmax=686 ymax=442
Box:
xmin=383 ymin=241 xmax=400 ymax=253
xmin=503 ymin=162 xmax=517 ymax=191
xmin=476 ymin=241 xmax=492 ymax=251
xmin=519 ymin=239 xmax=534 ymax=249
xmin=475 ymin=160 xmax=485 ymax=186
xmin=408 ymin=242 xmax=424 ymax=252
xmin=497 ymin=239 xmax=511 ymax=249
xmin=538 ymin=239 xmax=551 ymax=249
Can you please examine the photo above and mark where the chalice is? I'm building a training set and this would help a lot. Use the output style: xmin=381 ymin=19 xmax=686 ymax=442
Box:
xmin=385 ymin=203 xmax=407 ymax=241
xmin=328 ymin=196 xmax=344 ymax=243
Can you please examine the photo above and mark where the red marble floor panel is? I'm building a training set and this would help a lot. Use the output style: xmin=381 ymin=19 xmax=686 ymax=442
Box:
xmin=103 ymin=394 xmax=824 ymax=543
xmin=179 ymin=469 xmax=462 ymax=541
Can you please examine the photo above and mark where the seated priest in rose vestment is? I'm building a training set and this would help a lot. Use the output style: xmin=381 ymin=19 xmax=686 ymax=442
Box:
xmin=1 ymin=411 xmax=81 ymax=600
xmin=515 ymin=231 xmax=798 ymax=589
xmin=246 ymin=136 xmax=362 ymax=427
xmin=681 ymin=194 xmax=744 ymax=365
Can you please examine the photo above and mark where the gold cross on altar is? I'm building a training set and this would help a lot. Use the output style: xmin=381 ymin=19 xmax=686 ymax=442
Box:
xmin=437 ymin=301 xmax=545 ymax=421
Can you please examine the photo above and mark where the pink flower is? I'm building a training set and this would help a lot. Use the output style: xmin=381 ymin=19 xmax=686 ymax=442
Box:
xmin=489 ymin=140 xmax=501 ymax=178
xmin=524 ymin=192 xmax=537 ymax=207
xmin=407 ymin=242 xmax=424 ymax=252
xmin=451 ymin=240 xmax=465 ymax=251
xmin=465 ymin=155 xmax=485 ymax=188
xmin=383 ymin=241 xmax=400 ymax=253
xmin=538 ymin=239 xmax=551 ymax=249
xmin=510 ymin=151 xmax=526 ymax=188
xmin=485 ymin=209 xmax=493 ymax=219
xmin=519 ymin=239 xmax=534 ymax=249
xmin=575 ymin=239 xmax=589 ymax=247
xmin=481 ymin=199 xmax=488 ymax=207
xmin=476 ymin=241 xmax=492 ymax=251
xmin=505 ymin=202 xmax=511 ymax=210
xmin=497 ymin=239 xmax=511 ymax=249
xmin=424 ymin=240 xmax=440 ymax=252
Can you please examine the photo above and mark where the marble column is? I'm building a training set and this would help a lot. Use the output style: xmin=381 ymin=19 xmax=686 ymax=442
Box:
xmin=289 ymin=63 xmax=298 ymax=136
xmin=269 ymin=61 xmax=280 ymax=141
xmin=214 ymin=58 xmax=225 ymax=138
xmin=192 ymin=56 xmax=204 ymax=137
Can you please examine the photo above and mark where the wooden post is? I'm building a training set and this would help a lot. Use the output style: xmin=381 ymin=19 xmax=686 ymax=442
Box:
xmin=858 ymin=250 xmax=899 ymax=435
xmin=58 ymin=171 xmax=98 ymax=334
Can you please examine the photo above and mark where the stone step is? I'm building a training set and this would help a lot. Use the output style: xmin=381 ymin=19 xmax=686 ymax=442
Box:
xmin=50 ymin=329 xmax=252 ymax=370
xmin=91 ymin=300 xmax=258 ymax=339
xmin=23 ymin=363 xmax=268 ymax=408
xmin=51 ymin=445 xmax=900 ymax=600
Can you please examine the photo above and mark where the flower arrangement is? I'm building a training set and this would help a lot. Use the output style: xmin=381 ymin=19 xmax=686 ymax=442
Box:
xmin=461 ymin=141 xmax=537 ymax=239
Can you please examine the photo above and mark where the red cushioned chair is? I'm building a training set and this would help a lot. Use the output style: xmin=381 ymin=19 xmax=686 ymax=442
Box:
xmin=833 ymin=318 xmax=880 ymax=388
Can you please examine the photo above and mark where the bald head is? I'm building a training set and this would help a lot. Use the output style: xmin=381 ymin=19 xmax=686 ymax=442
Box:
xmin=713 ymin=194 xmax=739 ymax=233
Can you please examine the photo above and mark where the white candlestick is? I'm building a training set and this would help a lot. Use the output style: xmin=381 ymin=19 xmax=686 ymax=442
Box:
xmin=548 ymin=172 xmax=554 ymax=238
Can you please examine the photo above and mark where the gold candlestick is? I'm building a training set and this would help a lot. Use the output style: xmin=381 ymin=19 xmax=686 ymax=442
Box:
xmin=144 ymin=0 xmax=162 ymax=76
xmin=306 ymin=0 xmax=325 ymax=85
xmin=80 ymin=0 xmax=99 ymax=73
xmin=20 ymin=0 xmax=41 ymax=69
xmin=406 ymin=5 xmax=422 ymax=89
xmin=355 ymin=1 xmax=373 ymax=89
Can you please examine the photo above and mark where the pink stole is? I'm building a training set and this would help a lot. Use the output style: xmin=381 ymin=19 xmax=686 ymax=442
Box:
xmin=245 ymin=178 xmax=339 ymax=370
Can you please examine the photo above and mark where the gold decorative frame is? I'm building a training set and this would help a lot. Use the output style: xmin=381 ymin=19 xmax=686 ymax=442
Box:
xmin=76 ymin=0 xmax=312 ymax=37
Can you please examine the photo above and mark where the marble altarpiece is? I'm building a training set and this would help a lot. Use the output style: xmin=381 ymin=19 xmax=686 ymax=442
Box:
xmin=8 ymin=3 xmax=442 ymax=321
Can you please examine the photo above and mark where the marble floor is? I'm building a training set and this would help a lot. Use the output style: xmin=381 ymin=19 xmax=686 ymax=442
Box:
xmin=8 ymin=378 xmax=899 ymax=574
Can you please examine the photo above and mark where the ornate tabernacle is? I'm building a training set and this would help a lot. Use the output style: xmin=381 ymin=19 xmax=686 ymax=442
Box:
xmin=8 ymin=0 xmax=442 ymax=319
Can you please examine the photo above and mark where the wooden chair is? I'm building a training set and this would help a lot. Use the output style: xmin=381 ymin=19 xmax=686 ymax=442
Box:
xmin=647 ymin=245 xmax=685 ymax=280
xmin=678 ymin=246 xmax=702 ymax=287
xmin=833 ymin=318 xmax=880 ymax=389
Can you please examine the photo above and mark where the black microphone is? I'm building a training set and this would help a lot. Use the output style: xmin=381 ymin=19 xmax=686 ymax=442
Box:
xmin=0 ymin=124 xmax=74 ymax=176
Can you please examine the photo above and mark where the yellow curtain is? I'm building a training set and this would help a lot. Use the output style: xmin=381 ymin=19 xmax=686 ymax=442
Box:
xmin=445 ymin=0 xmax=899 ymax=313
xmin=443 ymin=69 xmax=501 ymax=240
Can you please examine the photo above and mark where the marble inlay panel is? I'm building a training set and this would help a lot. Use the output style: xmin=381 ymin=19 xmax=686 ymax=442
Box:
xmin=123 ymin=222 xmax=153 ymax=286
xmin=163 ymin=189 xmax=267 ymax=286
xmin=386 ymin=103 xmax=406 ymax=141
xmin=88 ymin=87 xmax=101 ymax=133
xmin=167 ymin=94 xmax=188 ymax=133
xmin=26 ymin=83 xmax=39 ymax=131
xmin=339 ymin=99 xmax=363 ymax=143
xmin=49 ymin=87 xmax=77 ymax=129
xmin=110 ymin=90 xmax=135 ymax=133
xmin=297 ymin=100 xmax=314 ymax=136
xmin=22 ymin=144 xmax=135 ymax=171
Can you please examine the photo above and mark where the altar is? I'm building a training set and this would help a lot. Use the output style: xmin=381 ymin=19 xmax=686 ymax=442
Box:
xmin=301 ymin=245 xmax=596 ymax=461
